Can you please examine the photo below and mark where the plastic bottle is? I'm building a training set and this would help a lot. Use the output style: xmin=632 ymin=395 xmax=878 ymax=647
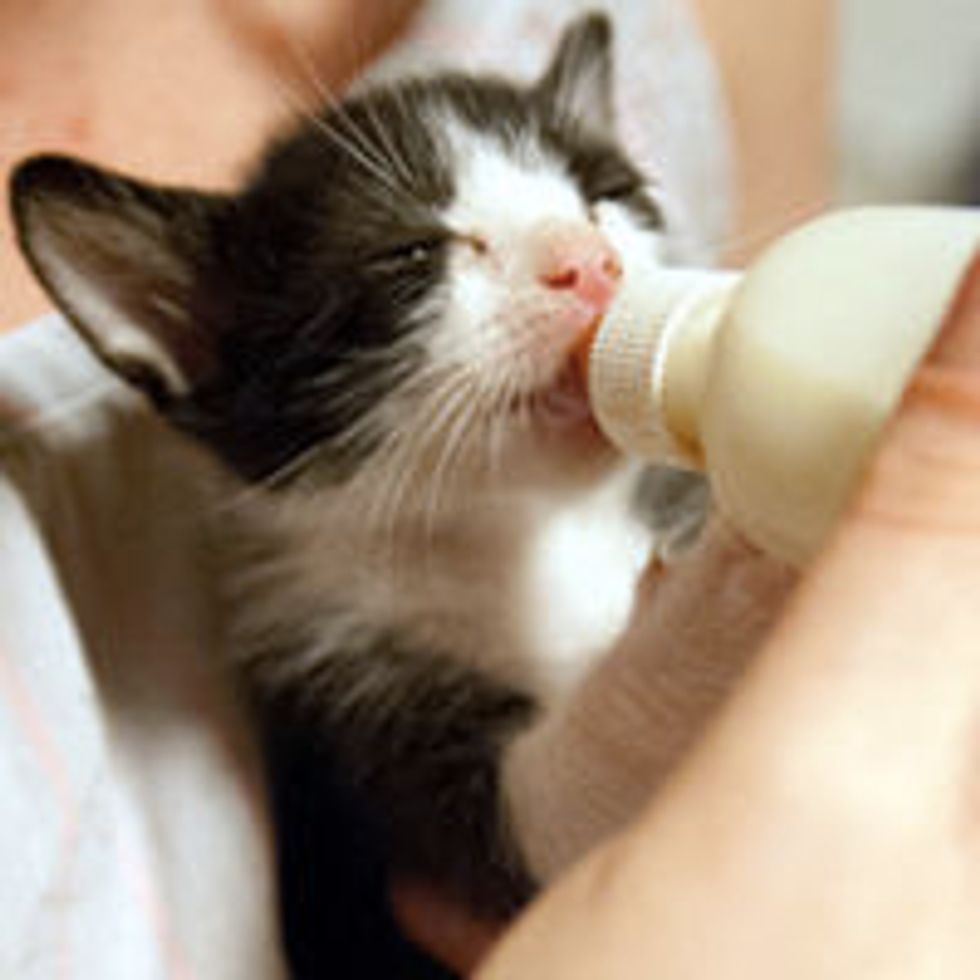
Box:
xmin=585 ymin=207 xmax=980 ymax=565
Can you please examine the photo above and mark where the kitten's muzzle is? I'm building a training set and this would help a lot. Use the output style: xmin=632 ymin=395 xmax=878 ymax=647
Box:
xmin=534 ymin=222 xmax=623 ymax=318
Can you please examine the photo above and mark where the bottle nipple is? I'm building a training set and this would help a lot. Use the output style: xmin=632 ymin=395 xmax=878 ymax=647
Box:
xmin=580 ymin=266 xmax=740 ymax=467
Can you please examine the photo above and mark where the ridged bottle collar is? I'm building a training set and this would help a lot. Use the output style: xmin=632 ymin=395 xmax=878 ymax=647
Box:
xmin=587 ymin=266 xmax=740 ymax=465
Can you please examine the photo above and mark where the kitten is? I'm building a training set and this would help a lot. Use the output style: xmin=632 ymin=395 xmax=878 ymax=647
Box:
xmin=11 ymin=13 xmax=710 ymax=919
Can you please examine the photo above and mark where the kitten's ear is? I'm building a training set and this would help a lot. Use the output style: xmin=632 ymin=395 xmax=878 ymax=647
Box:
xmin=536 ymin=12 xmax=615 ymax=136
xmin=10 ymin=154 xmax=228 ymax=405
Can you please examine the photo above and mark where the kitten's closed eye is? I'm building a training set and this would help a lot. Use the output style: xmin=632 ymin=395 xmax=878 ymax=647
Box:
xmin=10 ymin=10 xmax=665 ymax=482
xmin=570 ymin=151 xmax=656 ymax=220
xmin=370 ymin=234 xmax=448 ymax=273
xmin=373 ymin=230 xmax=494 ymax=272
xmin=590 ymin=173 xmax=643 ymax=204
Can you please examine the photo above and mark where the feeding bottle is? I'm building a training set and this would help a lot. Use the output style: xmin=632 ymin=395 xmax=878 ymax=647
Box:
xmin=584 ymin=207 xmax=980 ymax=565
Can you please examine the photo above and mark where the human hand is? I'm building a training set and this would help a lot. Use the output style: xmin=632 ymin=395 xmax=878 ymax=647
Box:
xmin=477 ymin=251 xmax=980 ymax=977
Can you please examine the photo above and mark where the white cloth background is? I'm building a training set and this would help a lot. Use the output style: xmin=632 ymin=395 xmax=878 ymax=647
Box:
xmin=0 ymin=318 xmax=286 ymax=980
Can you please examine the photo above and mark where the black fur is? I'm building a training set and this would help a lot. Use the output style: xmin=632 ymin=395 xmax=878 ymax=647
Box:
xmin=186 ymin=64 xmax=657 ymax=483
xmin=255 ymin=631 xmax=537 ymax=917
xmin=12 ymin=15 xmax=660 ymax=487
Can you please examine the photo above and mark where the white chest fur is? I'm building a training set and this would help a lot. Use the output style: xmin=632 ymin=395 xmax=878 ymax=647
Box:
xmin=513 ymin=465 xmax=652 ymax=701
xmin=238 ymin=463 xmax=653 ymax=708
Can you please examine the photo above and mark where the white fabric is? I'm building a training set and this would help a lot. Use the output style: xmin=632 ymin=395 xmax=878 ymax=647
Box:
xmin=836 ymin=0 xmax=980 ymax=204
xmin=0 ymin=318 xmax=286 ymax=980
xmin=0 ymin=4 xmax=731 ymax=976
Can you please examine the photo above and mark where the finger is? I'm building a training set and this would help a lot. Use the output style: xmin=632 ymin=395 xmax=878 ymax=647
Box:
xmin=925 ymin=248 xmax=980 ymax=366
xmin=848 ymin=250 xmax=980 ymax=545
xmin=389 ymin=879 xmax=504 ymax=975
xmin=761 ymin=251 xmax=980 ymax=734
xmin=717 ymin=251 xmax=980 ymax=804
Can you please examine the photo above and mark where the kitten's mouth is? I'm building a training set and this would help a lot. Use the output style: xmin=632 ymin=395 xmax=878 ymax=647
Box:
xmin=530 ymin=360 xmax=590 ymax=422
xmin=521 ymin=354 xmax=608 ymax=450
xmin=494 ymin=304 xmax=619 ymax=454
xmin=501 ymin=309 xmax=616 ymax=451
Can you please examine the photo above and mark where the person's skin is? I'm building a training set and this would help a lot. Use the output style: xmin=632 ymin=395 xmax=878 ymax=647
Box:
xmin=0 ymin=0 xmax=418 ymax=328
xmin=475 ymin=252 xmax=980 ymax=978
xmin=689 ymin=0 xmax=832 ymax=263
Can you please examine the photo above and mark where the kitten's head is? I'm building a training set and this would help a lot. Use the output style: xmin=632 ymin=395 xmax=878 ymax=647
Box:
xmin=11 ymin=13 xmax=664 ymax=501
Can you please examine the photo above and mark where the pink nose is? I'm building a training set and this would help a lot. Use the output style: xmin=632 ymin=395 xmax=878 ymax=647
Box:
xmin=536 ymin=225 xmax=623 ymax=313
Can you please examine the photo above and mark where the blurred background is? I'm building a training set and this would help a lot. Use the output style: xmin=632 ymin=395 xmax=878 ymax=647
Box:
xmin=1 ymin=0 xmax=976 ymax=327
xmin=836 ymin=0 xmax=979 ymax=205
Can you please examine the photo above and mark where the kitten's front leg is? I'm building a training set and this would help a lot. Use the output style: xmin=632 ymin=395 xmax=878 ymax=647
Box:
xmin=502 ymin=518 xmax=797 ymax=880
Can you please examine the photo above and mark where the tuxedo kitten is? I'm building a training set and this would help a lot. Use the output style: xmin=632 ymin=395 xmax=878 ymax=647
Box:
xmin=11 ymin=13 xmax=709 ymax=920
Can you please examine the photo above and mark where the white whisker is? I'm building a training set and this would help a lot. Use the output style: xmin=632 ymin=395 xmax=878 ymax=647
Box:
xmin=267 ymin=72 xmax=408 ymax=202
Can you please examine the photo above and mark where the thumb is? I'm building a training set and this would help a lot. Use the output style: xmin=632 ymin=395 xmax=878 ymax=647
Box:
xmin=774 ymin=249 xmax=980 ymax=694
xmin=714 ymin=249 xmax=980 ymax=799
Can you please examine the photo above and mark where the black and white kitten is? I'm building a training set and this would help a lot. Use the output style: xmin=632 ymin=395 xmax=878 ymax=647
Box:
xmin=11 ymin=14 xmax=720 ymax=920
